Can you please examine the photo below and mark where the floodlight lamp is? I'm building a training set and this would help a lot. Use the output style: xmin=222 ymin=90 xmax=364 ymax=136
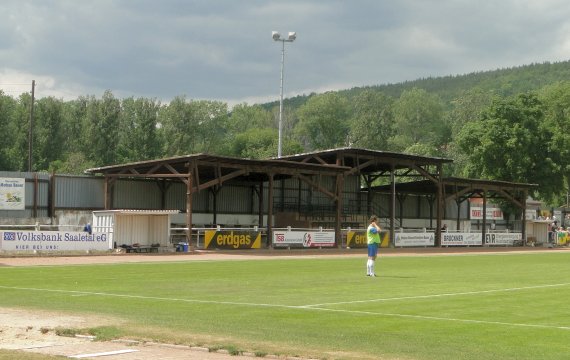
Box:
xmin=287 ymin=32 xmax=296 ymax=41
xmin=272 ymin=31 xmax=281 ymax=41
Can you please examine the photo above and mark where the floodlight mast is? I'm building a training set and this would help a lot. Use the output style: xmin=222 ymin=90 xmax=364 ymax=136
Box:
xmin=272 ymin=31 xmax=296 ymax=158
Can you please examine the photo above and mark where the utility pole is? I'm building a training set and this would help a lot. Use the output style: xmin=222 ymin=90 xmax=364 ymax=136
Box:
xmin=28 ymin=80 xmax=35 ymax=172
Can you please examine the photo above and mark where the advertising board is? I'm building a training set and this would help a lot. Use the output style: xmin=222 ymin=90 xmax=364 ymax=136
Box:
xmin=273 ymin=231 xmax=335 ymax=247
xmin=0 ymin=178 xmax=25 ymax=210
xmin=1 ymin=230 xmax=111 ymax=251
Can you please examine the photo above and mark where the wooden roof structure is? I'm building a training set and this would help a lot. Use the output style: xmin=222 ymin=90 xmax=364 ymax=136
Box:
xmin=87 ymin=148 xmax=531 ymax=248
xmin=278 ymin=147 xmax=453 ymax=175
xmin=371 ymin=176 xmax=538 ymax=243
xmin=278 ymin=148 xmax=453 ymax=245
xmin=86 ymin=153 xmax=350 ymax=183
xmin=86 ymin=153 xmax=351 ymax=248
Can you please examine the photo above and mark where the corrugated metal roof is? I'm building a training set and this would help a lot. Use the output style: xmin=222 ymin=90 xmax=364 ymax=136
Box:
xmin=370 ymin=177 xmax=537 ymax=195
xmin=277 ymin=147 xmax=453 ymax=172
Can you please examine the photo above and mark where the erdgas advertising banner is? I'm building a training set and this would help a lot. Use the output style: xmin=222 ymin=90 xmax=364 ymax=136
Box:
xmin=204 ymin=230 xmax=262 ymax=249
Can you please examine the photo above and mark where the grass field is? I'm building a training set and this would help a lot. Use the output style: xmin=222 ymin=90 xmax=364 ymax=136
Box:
xmin=0 ymin=251 xmax=569 ymax=359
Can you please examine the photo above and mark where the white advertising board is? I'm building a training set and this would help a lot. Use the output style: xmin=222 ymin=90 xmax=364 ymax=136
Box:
xmin=0 ymin=231 xmax=111 ymax=251
xmin=484 ymin=233 xmax=522 ymax=246
xmin=395 ymin=233 xmax=435 ymax=247
xmin=273 ymin=231 xmax=335 ymax=247
xmin=0 ymin=178 xmax=25 ymax=210
xmin=470 ymin=207 xmax=503 ymax=220
xmin=441 ymin=232 xmax=482 ymax=246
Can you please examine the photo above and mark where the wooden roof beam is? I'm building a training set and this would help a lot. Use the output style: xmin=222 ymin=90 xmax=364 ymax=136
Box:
xmin=296 ymin=173 xmax=337 ymax=200
xmin=194 ymin=168 xmax=248 ymax=192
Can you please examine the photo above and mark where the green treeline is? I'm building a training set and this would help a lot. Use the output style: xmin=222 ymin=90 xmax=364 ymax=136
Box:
xmin=2 ymin=60 xmax=570 ymax=206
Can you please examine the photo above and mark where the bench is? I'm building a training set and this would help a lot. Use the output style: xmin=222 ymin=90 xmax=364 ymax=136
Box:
xmin=125 ymin=246 xmax=159 ymax=253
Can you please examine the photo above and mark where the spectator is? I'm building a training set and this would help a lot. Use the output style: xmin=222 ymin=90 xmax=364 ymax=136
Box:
xmin=83 ymin=222 xmax=92 ymax=235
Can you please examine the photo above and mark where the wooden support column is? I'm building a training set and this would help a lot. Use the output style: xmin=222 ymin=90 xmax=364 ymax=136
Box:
xmin=258 ymin=181 xmax=264 ymax=227
xmin=104 ymin=176 xmax=112 ymax=210
xmin=435 ymin=164 xmax=443 ymax=247
xmin=186 ymin=173 xmax=193 ymax=251
xmin=335 ymin=174 xmax=343 ymax=248
xmin=297 ymin=178 xmax=302 ymax=213
xmin=455 ymin=198 xmax=461 ymax=231
xmin=48 ymin=173 xmax=55 ymax=218
xmin=397 ymin=193 xmax=407 ymax=228
xmin=427 ymin=195 xmax=434 ymax=229
xmin=33 ymin=173 xmax=38 ymax=218
xmin=522 ymin=190 xmax=527 ymax=245
xmin=160 ymin=180 xmax=166 ymax=210
xmin=366 ymin=175 xmax=373 ymax=215
xmin=280 ymin=179 xmax=285 ymax=212
xmin=210 ymin=186 xmax=220 ymax=226
xmin=482 ymin=189 xmax=487 ymax=246
xmin=156 ymin=179 xmax=172 ymax=210
xmin=390 ymin=168 xmax=395 ymax=247
xmin=267 ymin=174 xmax=274 ymax=248
xmin=416 ymin=195 xmax=421 ymax=219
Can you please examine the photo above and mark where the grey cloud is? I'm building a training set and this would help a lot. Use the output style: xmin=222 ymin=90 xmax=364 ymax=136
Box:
xmin=1 ymin=0 xmax=570 ymax=103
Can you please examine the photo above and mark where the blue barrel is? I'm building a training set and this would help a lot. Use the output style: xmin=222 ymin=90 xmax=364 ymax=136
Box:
xmin=182 ymin=243 xmax=189 ymax=252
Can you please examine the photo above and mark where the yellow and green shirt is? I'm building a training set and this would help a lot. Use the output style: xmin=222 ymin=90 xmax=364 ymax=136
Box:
xmin=367 ymin=224 xmax=381 ymax=244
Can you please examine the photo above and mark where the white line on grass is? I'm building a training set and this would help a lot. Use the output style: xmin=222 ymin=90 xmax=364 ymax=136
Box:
xmin=0 ymin=285 xmax=300 ymax=309
xmin=1 ymin=284 xmax=569 ymax=332
xmin=69 ymin=349 xmax=138 ymax=358
xmin=302 ymin=282 xmax=570 ymax=307
xmin=305 ymin=307 xmax=570 ymax=331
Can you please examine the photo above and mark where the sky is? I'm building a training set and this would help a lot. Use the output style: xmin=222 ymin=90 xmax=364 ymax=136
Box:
xmin=2 ymin=0 xmax=570 ymax=106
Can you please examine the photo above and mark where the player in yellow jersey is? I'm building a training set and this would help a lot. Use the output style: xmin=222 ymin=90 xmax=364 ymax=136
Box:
xmin=366 ymin=215 xmax=381 ymax=277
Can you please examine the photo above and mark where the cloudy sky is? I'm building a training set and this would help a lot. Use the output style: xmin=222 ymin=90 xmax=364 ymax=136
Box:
xmin=2 ymin=0 xmax=570 ymax=106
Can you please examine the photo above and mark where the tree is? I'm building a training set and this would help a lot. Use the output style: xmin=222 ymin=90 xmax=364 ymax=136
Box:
xmin=159 ymin=96 xmax=196 ymax=156
xmin=7 ymin=93 xmax=33 ymax=171
xmin=404 ymin=142 xmax=441 ymax=157
xmin=118 ymin=97 xmax=161 ymax=163
xmin=446 ymin=88 xmax=495 ymax=175
xmin=49 ymin=152 xmax=96 ymax=175
xmin=159 ymin=97 xmax=228 ymax=156
xmin=456 ymin=93 xmax=560 ymax=202
xmin=34 ymin=97 xmax=65 ymax=171
xmin=230 ymin=128 xmax=278 ymax=159
xmin=61 ymin=96 xmax=90 ymax=157
xmin=294 ymin=92 xmax=350 ymax=151
xmin=192 ymin=100 xmax=229 ymax=154
xmin=348 ymin=90 xmax=394 ymax=150
xmin=228 ymin=103 xmax=273 ymax=135
xmin=538 ymin=81 xmax=570 ymax=205
xmin=390 ymin=88 xmax=448 ymax=154
xmin=448 ymin=88 xmax=495 ymax=137
xmin=85 ymin=91 xmax=121 ymax=166
xmin=0 ymin=91 xmax=17 ymax=170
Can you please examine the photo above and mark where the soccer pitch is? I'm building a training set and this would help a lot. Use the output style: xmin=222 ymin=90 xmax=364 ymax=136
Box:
xmin=0 ymin=251 xmax=569 ymax=360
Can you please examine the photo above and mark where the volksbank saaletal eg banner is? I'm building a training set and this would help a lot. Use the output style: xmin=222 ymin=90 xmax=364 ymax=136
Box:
xmin=0 ymin=231 xmax=111 ymax=251
xmin=204 ymin=230 xmax=262 ymax=249
xmin=0 ymin=178 xmax=25 ymax=210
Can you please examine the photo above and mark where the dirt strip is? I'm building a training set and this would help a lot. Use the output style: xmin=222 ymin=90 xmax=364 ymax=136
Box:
xmin=1 ymin=246 xmax=567 ymax=268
